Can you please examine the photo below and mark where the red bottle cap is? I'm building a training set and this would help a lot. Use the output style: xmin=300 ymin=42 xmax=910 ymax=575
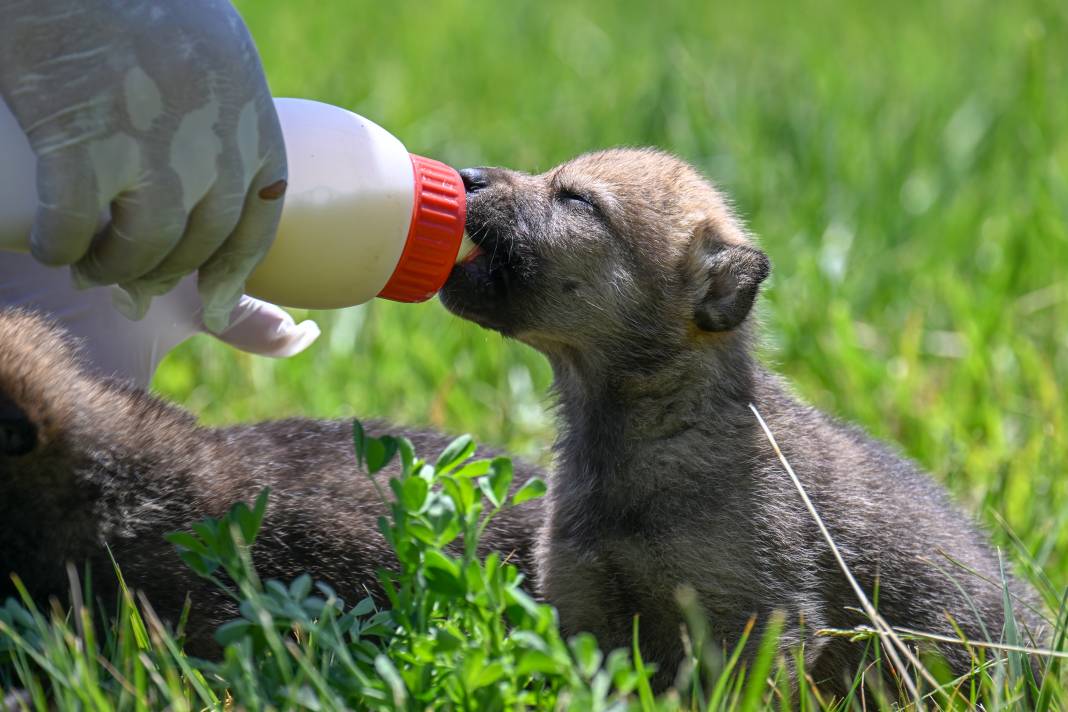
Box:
xmin=378 ymin=153 xmax=467 ymax=302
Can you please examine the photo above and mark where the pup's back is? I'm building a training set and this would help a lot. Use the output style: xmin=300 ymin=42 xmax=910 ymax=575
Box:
xmin=0 ymin=309 xmax=544 ymax=652
xmin=747 ymin=373 xmax=1047 ymax=686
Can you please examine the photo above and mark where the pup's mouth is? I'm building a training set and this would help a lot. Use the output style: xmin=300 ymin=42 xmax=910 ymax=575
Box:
xmin=451 ymin=218 xmax=520 ymax=291
xmin=440 ymin=215 xmax=524 ymax=332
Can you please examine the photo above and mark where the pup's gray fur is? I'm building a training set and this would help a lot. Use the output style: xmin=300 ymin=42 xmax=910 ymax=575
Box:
xmin=0 ymin=309 xmax=544 ymax=655
xmin=441 ymin=148 xmax=1045 ymax=691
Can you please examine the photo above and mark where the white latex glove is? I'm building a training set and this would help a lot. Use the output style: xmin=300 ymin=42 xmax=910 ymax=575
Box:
xmin=0 ymin=254 xmax=319 ymax=388
xmin=0 ymin=0 xmax=287 ymax=332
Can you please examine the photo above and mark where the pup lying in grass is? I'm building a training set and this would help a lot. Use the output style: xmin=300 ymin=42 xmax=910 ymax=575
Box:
xmin=440 ymin=148 xmax=1046 ymax=691
xmin=0 ymin=147 xmax=1046 ymax=695
xmin=0 ymin=309 xmax=544 ymax=655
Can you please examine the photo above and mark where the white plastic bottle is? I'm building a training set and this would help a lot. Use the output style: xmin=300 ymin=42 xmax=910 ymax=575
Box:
xmin=0 ymin=97 xmax=469 ymax=309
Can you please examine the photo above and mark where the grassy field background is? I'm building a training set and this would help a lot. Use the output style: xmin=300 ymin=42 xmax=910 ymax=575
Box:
xmin=156 ymin=0 xmax=1067 ymax=591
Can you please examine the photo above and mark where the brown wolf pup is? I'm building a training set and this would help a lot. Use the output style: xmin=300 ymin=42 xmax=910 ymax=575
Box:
xmin=440 ymin=148 xmax=1046 ymax=692
xmin=0 ymin=308 xmax=544 ymax=654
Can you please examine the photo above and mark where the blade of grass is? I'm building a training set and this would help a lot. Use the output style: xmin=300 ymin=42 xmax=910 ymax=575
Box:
xmin=707 ymin=617 xmax=756 ymax=711
xmin=738 ymin=612 xmax=784 ymax=712
xmin=631 ymin=615 xmax=658 ymax=711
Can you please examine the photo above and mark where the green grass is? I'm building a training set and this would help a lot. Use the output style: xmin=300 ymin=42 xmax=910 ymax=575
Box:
xmin=7 ymin=0 xmax=1068 ymax=707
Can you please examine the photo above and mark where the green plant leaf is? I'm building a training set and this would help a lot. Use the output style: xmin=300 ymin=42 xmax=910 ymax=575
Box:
xmin=478 ymin=476 xmax=502 ymax=508
xmin=177 ymin=550 xmax=218 ymax=578
xmin=473 ymin=661 xmax=506 ymax=689
xmin=423 ymin=549 xmax=460 ymax=578
xmin=352 ymin=419 xmax=367 ymax=469
xmin=451 ymin=458 xmax=493 ymax=479
xmin=512 ymin=477 xmax=547 ymax=506
xmin=433 ymin=626 xmax=464 ymax=653
xmin=192 ymin=520 xmax=218 ymax=547
xmin=442 ymin=477 xmax=476 ymax=515
xmin=365 ymin=435 xmax=399 ymax=475
xmin=404 ymin=519 xmax=440 ymax=546
xmin=486 ymin=457 xmax=514 ymax=506
xmin=571 ymin=632 xmax=603 ymax=679
xmin=289 ymin=573 xmax=312 ymax=601
xmin=435 ymin=434 xmax=476 ymax=473
xmin=351 ymin=597 xmax=376 ymax=618
xmin=516 ymin=649 xmax=561 ymax=677
xmin=164 ymin=531 xmax=208 ymax=556
xmin=248 ymin=488 xmax=269 ymax=544
xmin=423 ymin=550 xmax=465 ymax=596
xmin=397 ymin=436 xmax=416 ymax=476
xmin=214 ymin=619 xmax=252 ymax=647
xmin=399 ymin=476 xmax=429 ymax=512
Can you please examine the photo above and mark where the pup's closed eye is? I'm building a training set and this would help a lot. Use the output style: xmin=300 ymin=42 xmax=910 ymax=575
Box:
xmin=556 ymin=187 xmax=600 ymax=214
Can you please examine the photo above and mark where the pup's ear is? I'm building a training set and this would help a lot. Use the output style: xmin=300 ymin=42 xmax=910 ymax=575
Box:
xmin=0 ymin=392 xmax=36 ymax=456
xmin=687 ymin=228 xmax=771 ymax=332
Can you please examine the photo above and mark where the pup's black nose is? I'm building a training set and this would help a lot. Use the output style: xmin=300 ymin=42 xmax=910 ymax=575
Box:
xmin=459 ymin=167 xmax=490 ymax=193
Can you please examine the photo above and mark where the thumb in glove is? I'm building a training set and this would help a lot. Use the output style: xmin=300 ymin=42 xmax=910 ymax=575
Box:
xmin=208 ymin=295 xmax=320 ymax=358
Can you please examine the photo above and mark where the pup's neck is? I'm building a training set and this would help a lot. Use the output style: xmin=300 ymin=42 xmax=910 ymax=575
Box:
xmin=547 ymin=328 xmax=762 ymax=494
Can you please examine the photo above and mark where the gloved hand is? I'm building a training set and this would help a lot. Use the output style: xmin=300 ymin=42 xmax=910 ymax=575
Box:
xmin=0 ymin=254 xmax=319 ymax=388
xmin=0 ymin=0 xmax=287 ymax=332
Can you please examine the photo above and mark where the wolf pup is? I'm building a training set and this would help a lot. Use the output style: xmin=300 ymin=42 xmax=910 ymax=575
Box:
xmin=441 ymin=148 xmax=1045 ymax=691
xmin=0 ymin=309 xmax=544 ymax=654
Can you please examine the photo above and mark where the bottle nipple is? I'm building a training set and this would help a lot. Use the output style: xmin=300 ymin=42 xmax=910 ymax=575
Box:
xmin=456 ymin=233 xmax=481 ymax=263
